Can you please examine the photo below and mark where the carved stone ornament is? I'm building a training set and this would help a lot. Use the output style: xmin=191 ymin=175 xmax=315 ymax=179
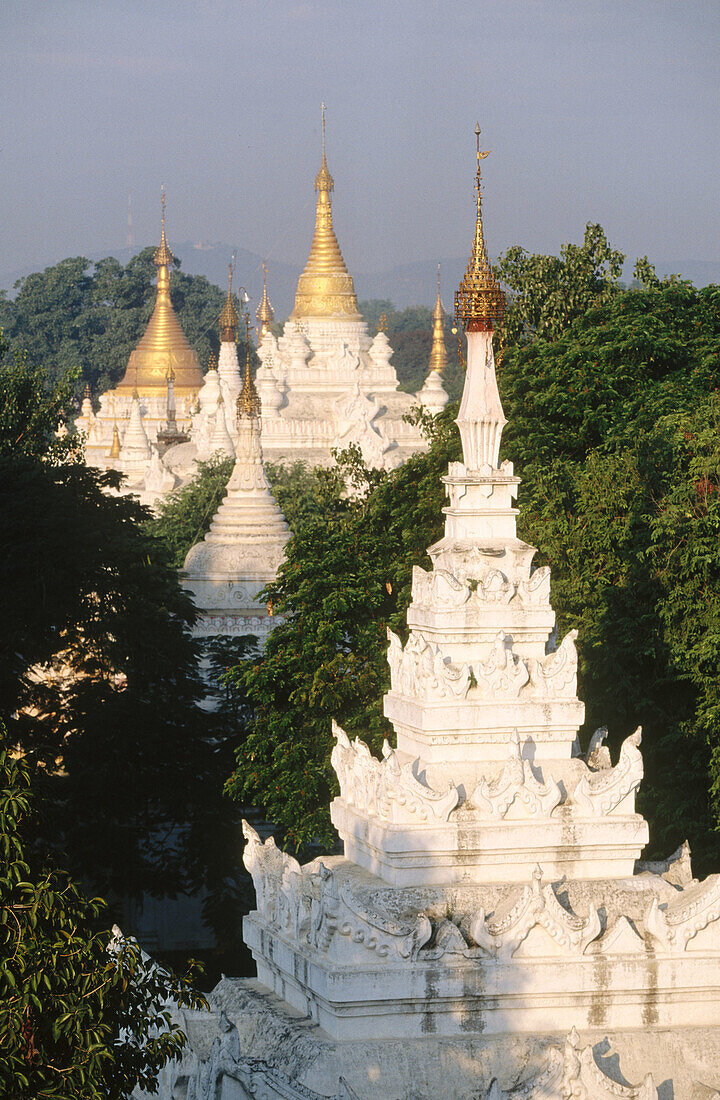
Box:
xmin=485 ymin=1029 xmax=657 ymax=1099
xmin=242 ymin=820 xmax=434 ymax=961
xmin=528 ymin=630 xmax=578 ymax=698
xmin=474 ymin=631 xmax=530 ymax=698
xmin=331 ymin=721 xmax=459 ymax=824
xmin=645 ymin=872 xmax=720 ymax=952
xmin=572 ymin=727 xmax=643 ymax=816
xmin=468 ymin=731 xmax=562 ymax=819
xmin=469 ymin=867 xmax=601 ymax=960
xmin=387 ymin=628 xmax=472 ymax=701
xmin=182 ymin=1009 xmax=362 ymax=1100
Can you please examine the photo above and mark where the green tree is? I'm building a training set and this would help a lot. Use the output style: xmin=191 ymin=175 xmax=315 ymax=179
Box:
xmin=0 ymin=343 xmax=226 ymax=907
xmin=495 ymin=222 xmax=625 ymax=344
xmin=0 ymin=726 xmax=206 ymax=1099
xmin=0 ymin=249 xmax=240 ymax=399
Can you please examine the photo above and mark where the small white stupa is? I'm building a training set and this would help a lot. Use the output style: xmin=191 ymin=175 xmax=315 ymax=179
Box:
xmin=417 ymin=264 xmax=450 ymax=416
xmin=181 ymin=350 xmax=289 ymax=641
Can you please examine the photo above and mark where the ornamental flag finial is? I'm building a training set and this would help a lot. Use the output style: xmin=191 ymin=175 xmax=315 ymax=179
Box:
xmin=455 ymin=124 xmax=505 ymax=334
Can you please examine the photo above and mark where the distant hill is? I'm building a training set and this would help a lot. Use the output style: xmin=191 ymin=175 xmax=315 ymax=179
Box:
xmin=2 ymin=244 xmax=718 ymax=319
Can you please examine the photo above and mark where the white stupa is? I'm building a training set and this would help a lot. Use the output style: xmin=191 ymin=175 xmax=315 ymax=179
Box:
xmin=150 ymin=131 xmax=720 ymax=1100
xmin=181 ymin=353 xmax=289 ymax=641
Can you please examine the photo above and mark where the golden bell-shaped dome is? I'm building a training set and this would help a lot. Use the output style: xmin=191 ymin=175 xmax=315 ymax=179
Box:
xmin=291 ymin=107 xmax=360 ymax=320
xmin=455 ymin=125 xmax=506 ymax=334
xmin=117 ymin=193 xmax=204 ymax=393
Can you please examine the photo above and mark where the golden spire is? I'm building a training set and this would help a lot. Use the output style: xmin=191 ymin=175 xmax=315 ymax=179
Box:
xmin=219 ymin=261 xmax=240 ymax=342
xmin=256 ymin=262 xmax=275 ymax=339
xmin=378 ymin=313 xmax=388 ymax=334
xmin=291 ymin=104 xmax=360 ymax=320
xmin=117 ymin=188 xmax=204 ymax=392
xmin=154 ymin=186 xmax=173 ymax=268
xmin=237 ymin=312 xmax=261 ymax=419
xmin=429 ymin=264 xmax=448 ymax=373
xmin=455 ymin=124 xmax=506 ymax=333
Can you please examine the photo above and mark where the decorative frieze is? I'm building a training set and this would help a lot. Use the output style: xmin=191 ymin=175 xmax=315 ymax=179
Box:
xmin=469 ymin=867 xmax=601 ymax=960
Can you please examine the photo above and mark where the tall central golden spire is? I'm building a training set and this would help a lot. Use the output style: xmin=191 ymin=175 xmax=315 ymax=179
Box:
xmin=118 ymin=188 xmax=204 ymax=392
xmin=291 ymin=104 xmax=361 ymax=320
xmin=455 ymin=124 xmax=506 ymax=333
xmin=429 ymin=264 xmax=448 ymax=373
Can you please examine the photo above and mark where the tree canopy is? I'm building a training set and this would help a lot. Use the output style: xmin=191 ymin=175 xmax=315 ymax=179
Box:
xmin=0 ymin=725 xmax=206 ymax=1099
xmin=0 ymin=341 xmax=236 ymax=917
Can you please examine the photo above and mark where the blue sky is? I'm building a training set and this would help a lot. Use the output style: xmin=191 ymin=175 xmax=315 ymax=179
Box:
xmin=1 ymin=0 xmax=719 ymax=290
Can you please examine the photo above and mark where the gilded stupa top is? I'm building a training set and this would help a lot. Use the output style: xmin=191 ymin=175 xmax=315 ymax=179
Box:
xmin=117 ymin=190 xmax=204 ymax=392
xmin=429 ymin=264 xmax=448 ymax=374
xmin=455 ymin=125 xmax=506 ymax=333
xmin=219 ymin=263 xmax=240 ymax=342
xmin=237 ymin=315 xmax=262 ymax=420
xmin=291 ymin=104 xmax=361 ymax=320
xmin=256 ymin=263 xmax=275 ymax=339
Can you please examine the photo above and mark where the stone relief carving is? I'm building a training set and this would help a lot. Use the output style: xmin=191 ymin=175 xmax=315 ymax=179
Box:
xmin=516 ymin=565 xmax=552 ymax=608
xmin=468 ymin=731 xmax=562 ymax=819
xmin=474 ymin=632 xmax=530 ymax=699
xmin=572 ymin=728 xmax=643 ymax=816
xmin=528 ymin=630 xmax=578 ymax=698
xmin=183 ymin=1009 xmax=361 ymax=1100
xmin=469 ymin=867 xmax=601 ymax=960
xmin=485 ymin=1028 xmax=657 ymax=1099
xmin=646 ymin=873 xmax=720 ymax=952
xmin=387 ymin=628 xmax=472 ymax=701
xmin=331 ymin=721 xmax=459 ymax=824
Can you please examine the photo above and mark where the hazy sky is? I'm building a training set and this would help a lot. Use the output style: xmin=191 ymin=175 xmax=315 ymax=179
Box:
xmin=2 ymin=0 xmax=719 ymax=287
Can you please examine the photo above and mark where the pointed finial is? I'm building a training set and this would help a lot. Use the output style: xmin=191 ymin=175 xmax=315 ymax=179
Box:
xmin=255 ymin=262 xmax=275 ymax=338
xmin=84 ymin=382 xmax=92 ymax=399
xmin=219 ymin=258 xmax=240 ymax=340
xmin=237 ymin=310 xmax=262 ymax=419
xmin=378 ymin=313 xmax=388 ymax=334
xmin=109 ymin=422 xmax=121 ymax=459
xmin=154 ymin=184 xmax=173 ymax=268
xmin=315 ymin=102 xmax=334 ymax=193
xmin=429 ymin=265 xmax=447 ymax=373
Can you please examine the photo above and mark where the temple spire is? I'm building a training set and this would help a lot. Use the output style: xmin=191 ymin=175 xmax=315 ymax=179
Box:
xmin=256 ymin=262 xmax=275 ymax=340
xmin=291 ymin=106 xmax=360 ymax=319
xmin=237 ymin=314 xmax=262 ymax=420
xmin=455 ymin=126 xmax=507 ymax=470
xmin=454 ymin=124 xmax=506 ymax=334
xmin=428 ymin=264 xmax=448 ymax=374
xmin=219 ymin=260 xmax=240 ymax=342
